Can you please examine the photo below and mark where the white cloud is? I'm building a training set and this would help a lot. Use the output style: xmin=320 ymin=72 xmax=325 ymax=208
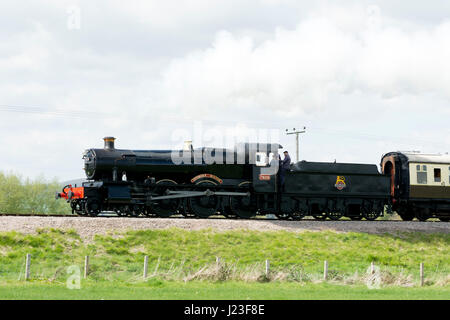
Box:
xmin=157 ymin=7 xmax=450 ymax=118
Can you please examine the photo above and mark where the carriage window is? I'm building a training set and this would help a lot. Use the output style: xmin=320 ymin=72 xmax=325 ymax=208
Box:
xmin=416 ymin=165 xmax=427 ymax=184
xmin=434 ymin=168 xmax=441 ymax=183
xmin=417 ymin=172 xmax=427 ymax=184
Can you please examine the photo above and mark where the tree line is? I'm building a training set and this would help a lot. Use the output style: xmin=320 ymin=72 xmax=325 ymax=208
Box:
xmin=0 ymin=172 xmax=71 ymax=214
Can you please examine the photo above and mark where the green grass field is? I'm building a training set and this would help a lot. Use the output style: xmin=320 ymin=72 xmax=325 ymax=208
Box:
xmin=0 ymin=228 xmax=449 ymax=299
xmin=1 ymin=281 xmax=449 ymax=300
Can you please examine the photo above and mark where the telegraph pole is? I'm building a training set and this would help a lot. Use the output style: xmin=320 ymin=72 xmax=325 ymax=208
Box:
xmin=285 ymin=127 xmax=306 ymax=162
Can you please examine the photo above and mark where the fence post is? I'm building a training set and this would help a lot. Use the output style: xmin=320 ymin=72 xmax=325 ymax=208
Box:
xmin=84 ymin=256 xmax=89 ymax=279
xmin=324 ymin=260 xmax=328 ymax=281
xmin=216 ymin=257 xmax=220 ymax=266
xmin=370 ymin=261 xmax=375 ymax=274
xmin=143 ymin=256 xmax=149 ymax=279
xmin=25 ymin=254 xmax=31 ymax=281
xmin=265 ymin=260 xmax=270 ymax=277
xmin=420 ymin=263 xmax=424 ymax=287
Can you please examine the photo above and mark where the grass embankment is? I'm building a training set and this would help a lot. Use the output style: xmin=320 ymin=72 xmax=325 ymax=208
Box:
xmin=0 ymin=228 xmax=449 ymax=299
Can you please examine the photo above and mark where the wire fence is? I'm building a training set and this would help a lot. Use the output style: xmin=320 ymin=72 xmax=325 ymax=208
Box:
xmin=2 ymin=254 xmax=449 ymax=289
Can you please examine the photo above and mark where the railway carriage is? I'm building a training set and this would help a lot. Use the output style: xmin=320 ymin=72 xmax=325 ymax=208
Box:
xmin=381 ymin=152 xmax=450 ymax=221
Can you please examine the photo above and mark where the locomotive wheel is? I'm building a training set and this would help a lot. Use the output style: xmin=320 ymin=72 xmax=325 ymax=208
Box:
xmin=130 ymin=205 xmax=143 ymax=217
xmin=399 ymin=214 xmax=413 ymax=221
xmin=222 ymin=204 xmax=237 ymax=219
xmin=143 ymin=206 xmax=157 ymax=217
xmin=312 ymin=214 xmax=327 ymax=220
xmin=219 ymin=187 xmax=237 ymax=218
xmin=275 ymin=212 xmax=290 ymax=220
xmin=291 ymin=211 xmax=306 ymax=220
xmin=188 ymin=180 xmax=219 ymax=218
xmin=115 ymin=206 xmax=129 ymax=217
xmin=327 ymin=211 xmax=343 ymax=221
xmin=230 ymin=195 xmax=256 ymax=219
xmin=151 ymin=179 xmax=180 ymax=218
xmin=71 ymin=201 xmax=85 ymax=215
xmin=84 ymin=199 xmax=101 ymax=216
xmin=278 ymin=196 xmax=298 ymax=220
xmin=229 ymin=182 xmax=256 ymax=219
xmin=415 ymin=208 xmax=430 ymax=222
xmin=361 ymin=201 xmax=380 ymax=221
xmin=326 ymin=200 xmax=343 ymax=220
xmin=310 ymin=204 xmax=326 ymax=220
xmin=363 ymin=210 xmax=380 ymax=221
xmin=180 ymin=199 xmax=196 ymax=218
xmin=398 ymin=210 xmax=414 ymax=221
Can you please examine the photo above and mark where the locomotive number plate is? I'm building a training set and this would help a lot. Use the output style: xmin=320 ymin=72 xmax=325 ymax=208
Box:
xmin=259 ymin=174 xmax=271 ymax=181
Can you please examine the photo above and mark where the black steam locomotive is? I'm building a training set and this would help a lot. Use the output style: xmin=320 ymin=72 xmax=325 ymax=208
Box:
xmin=57 ymin=137 xmax=450 ymax=221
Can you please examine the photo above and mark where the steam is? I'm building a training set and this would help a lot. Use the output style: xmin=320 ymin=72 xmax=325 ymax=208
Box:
xmin=159 ymin=6 xmax=450 ymax=115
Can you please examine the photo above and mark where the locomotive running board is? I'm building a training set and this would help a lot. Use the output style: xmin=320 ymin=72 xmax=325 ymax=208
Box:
xmin=149 ymin=189 xmax=250 ymax=201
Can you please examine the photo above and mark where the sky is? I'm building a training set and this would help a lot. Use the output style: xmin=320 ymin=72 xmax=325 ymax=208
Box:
xmin=1 ymin=0 xmax=450 ymax=181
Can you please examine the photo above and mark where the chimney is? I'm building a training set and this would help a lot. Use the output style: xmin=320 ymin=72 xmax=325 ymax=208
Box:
xmin=104 ymin=137 xmax=116 ymax=150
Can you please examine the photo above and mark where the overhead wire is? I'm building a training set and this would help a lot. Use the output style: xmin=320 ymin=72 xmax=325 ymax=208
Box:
xmin=0 ymin=104 xmax=110 ymax=119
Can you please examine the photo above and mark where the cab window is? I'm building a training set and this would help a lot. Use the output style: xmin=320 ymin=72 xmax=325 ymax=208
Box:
xmin=255 ymin=152 xmax=268 ymax=167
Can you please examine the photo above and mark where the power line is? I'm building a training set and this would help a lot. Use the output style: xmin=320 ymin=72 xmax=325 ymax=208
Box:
xmin=306 ymin=125 xmax=448 ymax=147
xmin=162 ymin=116 xmax=448 ymax=148
xmin=0 ymin=104 xmax=111 ymax=119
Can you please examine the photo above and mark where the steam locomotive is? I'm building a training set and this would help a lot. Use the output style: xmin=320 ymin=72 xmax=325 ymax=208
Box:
xmin=56 ymin=137 xmax=450 ymax=221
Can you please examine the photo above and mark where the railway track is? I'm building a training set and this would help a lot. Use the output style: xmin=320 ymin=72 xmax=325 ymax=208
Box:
xmin=0 ymin=212 xmax=445 ymax=222
xmin=0 ymin=215 xmax=448 ymax=240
